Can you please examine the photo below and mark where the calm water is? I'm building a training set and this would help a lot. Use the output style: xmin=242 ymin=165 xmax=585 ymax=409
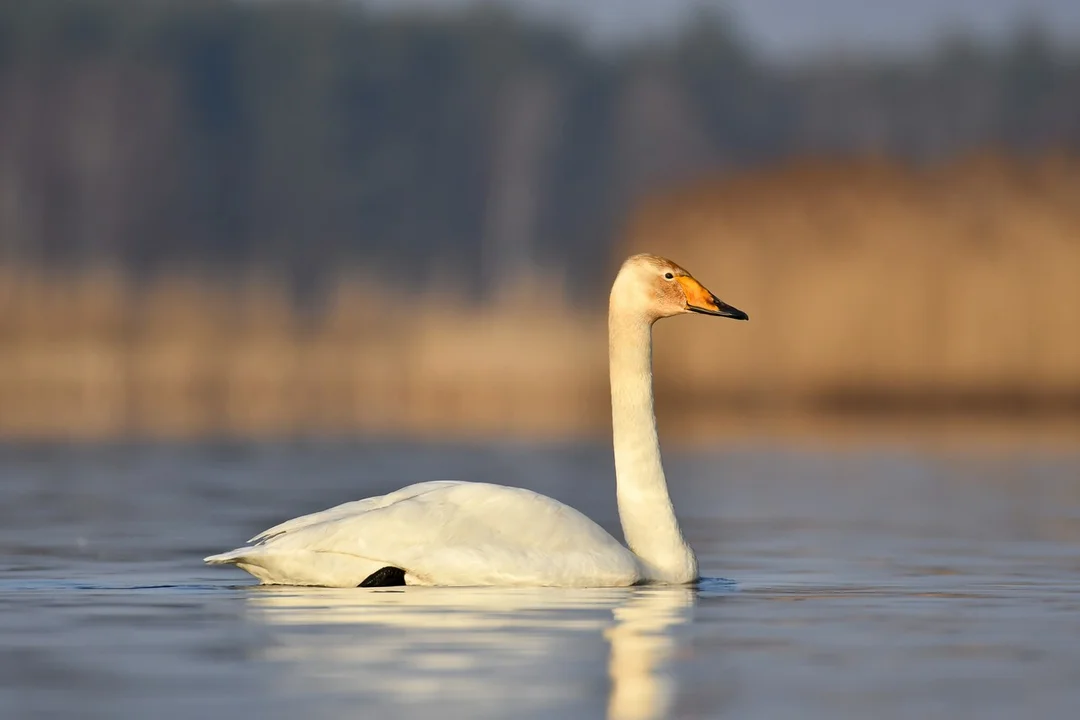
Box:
xmin=1 ymin=440 xmax=1079 ymax=719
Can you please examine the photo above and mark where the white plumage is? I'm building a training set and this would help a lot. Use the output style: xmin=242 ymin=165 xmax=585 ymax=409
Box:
xmin=206 ymin=481 xmax=639 ymax=587
xmin=205 ymin=254 xmax=748 ymax=587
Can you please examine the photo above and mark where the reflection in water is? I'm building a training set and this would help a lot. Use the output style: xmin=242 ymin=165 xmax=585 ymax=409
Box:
xmin=605 ymin=589 xmax=694 ymax=720
xmin=247 ymin=585 xmax=695 ymax=719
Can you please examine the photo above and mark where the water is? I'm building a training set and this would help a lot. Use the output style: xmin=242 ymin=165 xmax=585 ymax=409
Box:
xmin=1 ymin=440 xmax=1079 ymax=719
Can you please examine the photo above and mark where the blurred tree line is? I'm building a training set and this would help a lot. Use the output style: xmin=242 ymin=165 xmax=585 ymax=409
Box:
xmin=0 ymin=0 xmax=1077 ymax=299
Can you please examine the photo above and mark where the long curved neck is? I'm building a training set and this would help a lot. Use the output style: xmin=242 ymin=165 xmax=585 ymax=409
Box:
xmin=609 ymin=308 xmax=697 ymax=584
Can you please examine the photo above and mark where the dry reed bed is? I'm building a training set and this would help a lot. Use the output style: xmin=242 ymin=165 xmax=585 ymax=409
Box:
xmin=626 ymin=153 xmax=1080 ymax=414
xmin=0 ymin=154 xmax=1078 ymax=440
xmin=0 ymin=269 xmax=605 ymax=439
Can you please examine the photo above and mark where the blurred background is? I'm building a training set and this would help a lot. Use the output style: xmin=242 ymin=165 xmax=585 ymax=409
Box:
xmin=0 ymin=0 xmax=1078 ymax=444
xmin=3 ymin=5 xmax=1080 ymax=719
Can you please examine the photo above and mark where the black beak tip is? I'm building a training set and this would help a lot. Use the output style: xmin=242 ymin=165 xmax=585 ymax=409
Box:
xmin=688 ymin=298 xmax=749 ymax=320
xmin=715 ymin=298 xmax=749 ymax=321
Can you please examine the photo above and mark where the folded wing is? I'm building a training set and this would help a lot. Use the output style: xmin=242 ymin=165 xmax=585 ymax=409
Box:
xmin=206 ymin=481 xmax=640 ymax=588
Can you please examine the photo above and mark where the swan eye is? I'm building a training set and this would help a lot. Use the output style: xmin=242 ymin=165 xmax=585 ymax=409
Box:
xmin=664 ymin=272 xmax=674 ymax=280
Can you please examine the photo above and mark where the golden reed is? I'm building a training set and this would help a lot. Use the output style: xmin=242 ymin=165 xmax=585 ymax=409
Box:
xmin=628 ymin=153 xmax=1080 ymax=421
xmin=0 ymin=153 xmax=1077 ymax=442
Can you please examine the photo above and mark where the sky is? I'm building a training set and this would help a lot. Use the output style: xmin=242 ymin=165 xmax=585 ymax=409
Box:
xmin=361 ymin=0 xmax=1080 ymax=58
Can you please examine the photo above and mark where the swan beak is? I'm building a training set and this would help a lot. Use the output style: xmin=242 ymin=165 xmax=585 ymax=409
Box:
xmin=678 ymin=276 xmax=749 ymax=321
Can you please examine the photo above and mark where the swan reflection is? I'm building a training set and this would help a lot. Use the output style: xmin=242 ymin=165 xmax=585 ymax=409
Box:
xmin=246 ymin=585 xmax=694 ymax=719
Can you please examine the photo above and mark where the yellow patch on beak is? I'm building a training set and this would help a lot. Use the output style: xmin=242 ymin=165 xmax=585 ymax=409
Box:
xmin=676 ymin=276 xmax=749 ymax=320
xmin=676 ymin=276 xmax=720 ymax=312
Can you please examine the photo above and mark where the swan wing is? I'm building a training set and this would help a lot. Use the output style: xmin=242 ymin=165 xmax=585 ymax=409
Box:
xmin=207 ymin=482 xmax=640 ymax=588
xmin=247 ymin=480 xmax=461 ymax=543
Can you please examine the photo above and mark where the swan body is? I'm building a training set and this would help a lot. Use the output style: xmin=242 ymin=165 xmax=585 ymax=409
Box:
xmin=205 ymin=254 xmax=748 ymax=587
xmin=207 ymin=481 xmax=640 ymax=587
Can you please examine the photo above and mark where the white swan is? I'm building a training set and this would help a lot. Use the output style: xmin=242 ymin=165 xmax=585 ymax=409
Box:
xmin=204 ymin=254 xmax=748 ymax=587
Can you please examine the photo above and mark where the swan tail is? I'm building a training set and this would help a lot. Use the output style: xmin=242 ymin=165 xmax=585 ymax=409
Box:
xmin=203 ymin=547 xmax=252 ymax=565
xmin=204 ymin=546 xmax=397 ymax=587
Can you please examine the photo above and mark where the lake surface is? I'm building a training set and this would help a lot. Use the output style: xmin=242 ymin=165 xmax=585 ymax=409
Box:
xmin=1 ymin=440 xmax=1079 ymax=719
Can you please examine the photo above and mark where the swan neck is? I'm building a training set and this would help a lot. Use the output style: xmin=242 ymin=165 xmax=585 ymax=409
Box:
xmin=609 ymin=309 xmax=696 ymax=584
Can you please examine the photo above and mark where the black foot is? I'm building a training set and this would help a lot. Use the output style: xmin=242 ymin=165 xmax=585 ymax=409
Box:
xmin=359 ymin=566 xmax=406 ymax=587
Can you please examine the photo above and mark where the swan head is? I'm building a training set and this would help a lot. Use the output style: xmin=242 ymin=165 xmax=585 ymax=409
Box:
xmin=612 ymin=254 xmax=749 ymax=323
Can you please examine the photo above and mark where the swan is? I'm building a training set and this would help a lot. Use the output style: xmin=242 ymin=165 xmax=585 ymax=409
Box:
xmin=204 ymin=253 xmax=748 ymax=587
